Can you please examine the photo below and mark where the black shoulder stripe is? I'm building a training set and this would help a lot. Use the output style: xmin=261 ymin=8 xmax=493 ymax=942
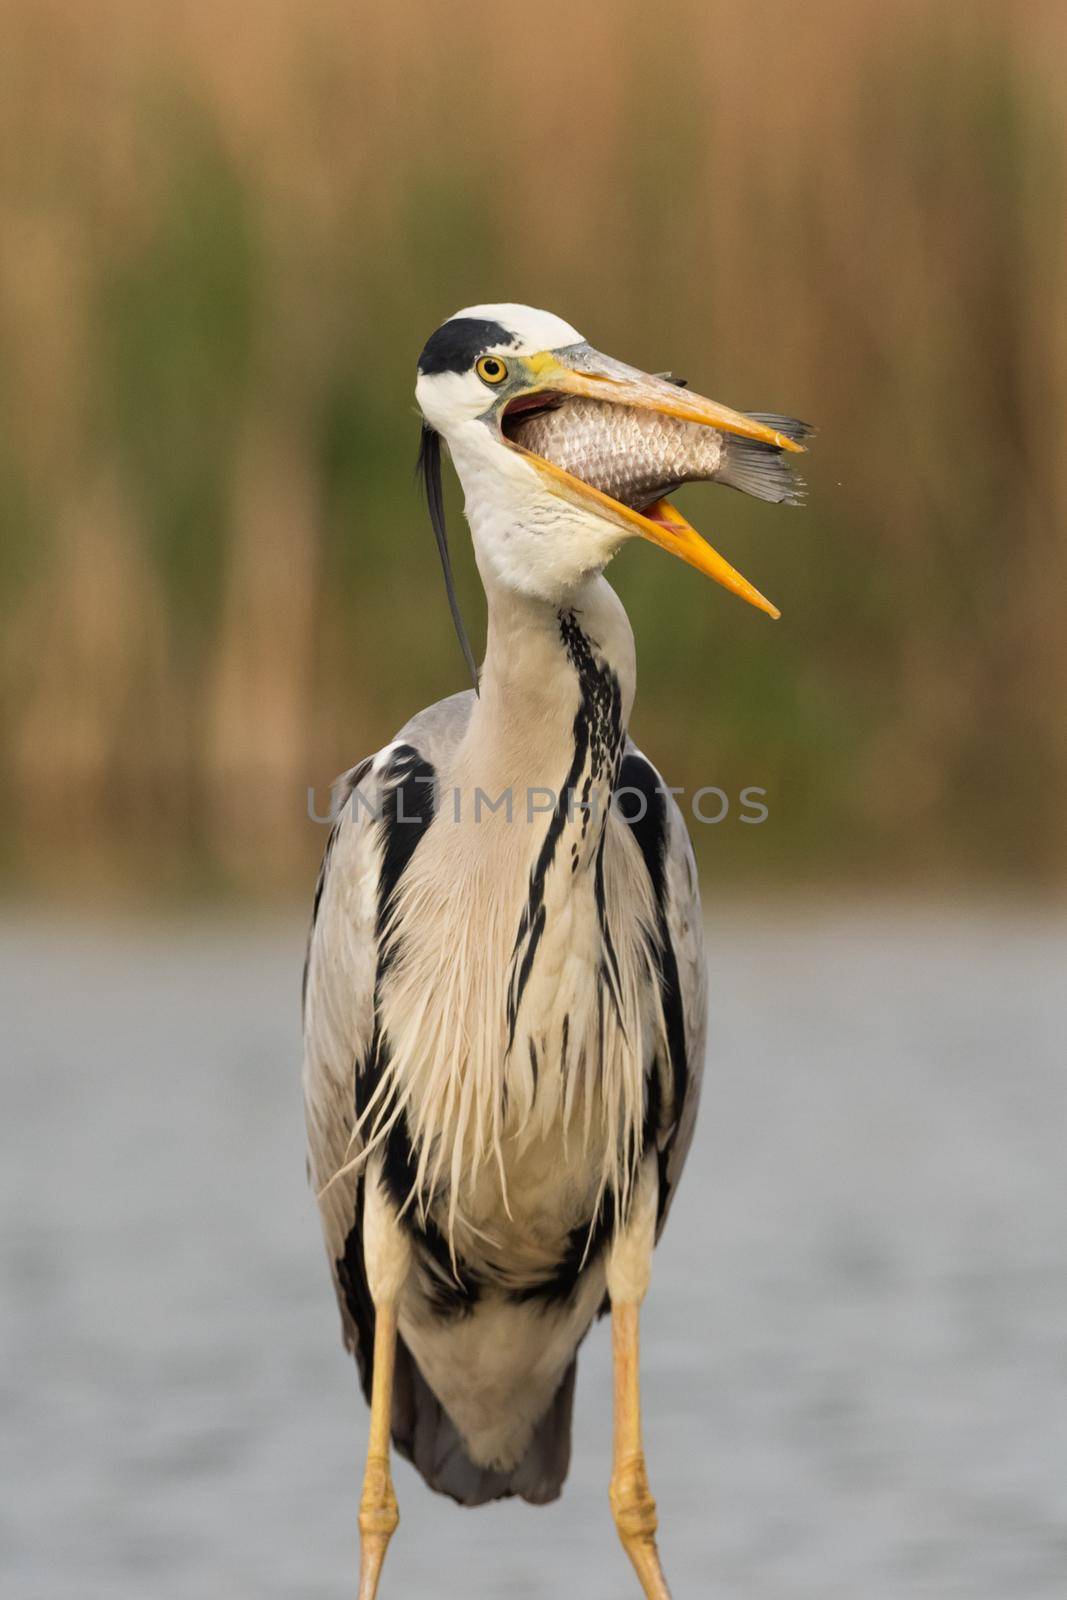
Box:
xmin=376 ymin=744 xmax=437 ymax=944
xmin=417 ymin=317 xmax=518 ymax=377
xmin=616 ymin=752 xmax=667 ymax=901
xmin=617 ymin=752 xmax=689 ymax=1222
xmin=356 ymin=743 xmax=437 ymax=1141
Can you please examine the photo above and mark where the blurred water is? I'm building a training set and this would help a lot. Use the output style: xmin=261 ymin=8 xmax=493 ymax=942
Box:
xmin=2 ymin=906 xmax=1065 ymax=1599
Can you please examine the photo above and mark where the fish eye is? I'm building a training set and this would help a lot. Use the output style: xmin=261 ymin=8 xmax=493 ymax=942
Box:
xmin=476 ymin=355 xmax=508 ymax=386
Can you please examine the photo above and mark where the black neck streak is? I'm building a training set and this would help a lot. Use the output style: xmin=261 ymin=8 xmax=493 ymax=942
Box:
xmin=506 ymin=610 xmax=625 ymax=1048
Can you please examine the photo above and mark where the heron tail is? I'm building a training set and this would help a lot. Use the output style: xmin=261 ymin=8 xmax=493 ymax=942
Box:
xmin=391 ymin=1342 xmax=577 ymax=1507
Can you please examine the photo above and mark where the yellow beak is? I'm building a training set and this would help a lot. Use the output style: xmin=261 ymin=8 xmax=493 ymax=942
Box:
xmin=522 ymin=452 xmax=781 ymax=620
xmin=507 ymin=346 xmax=803 ymax=619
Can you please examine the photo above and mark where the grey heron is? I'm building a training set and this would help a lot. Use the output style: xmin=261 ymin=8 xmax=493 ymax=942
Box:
xmin=303 ymin=303 xmax=808 ymax=1598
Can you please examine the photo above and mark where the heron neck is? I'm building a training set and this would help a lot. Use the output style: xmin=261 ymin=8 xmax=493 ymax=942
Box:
xmin=460 ymin=574 xmax=636 ymax=810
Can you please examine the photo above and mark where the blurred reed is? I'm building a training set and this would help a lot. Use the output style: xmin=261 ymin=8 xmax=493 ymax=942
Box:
xmin=1 ymin=0 xmax=1065 ymax=898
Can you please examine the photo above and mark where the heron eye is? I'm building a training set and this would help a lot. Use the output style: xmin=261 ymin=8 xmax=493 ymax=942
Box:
xmin=476 ymin=355 xmax=508 ymax=385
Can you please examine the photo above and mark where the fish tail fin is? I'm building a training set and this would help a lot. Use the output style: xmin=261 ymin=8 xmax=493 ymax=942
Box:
xmin=719 ymin=412 xmax=814 ymax=505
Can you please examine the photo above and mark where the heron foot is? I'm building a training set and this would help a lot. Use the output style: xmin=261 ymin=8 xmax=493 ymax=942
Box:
xmin=357 ymin=1293 xmax=400 ymax=1600
xmin=610 ymin=1448 xmax=672 ymax=1600
xmin=358 ymin=1452 xmax=398 ymax=1600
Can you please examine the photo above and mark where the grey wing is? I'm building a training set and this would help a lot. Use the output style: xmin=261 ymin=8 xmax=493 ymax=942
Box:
xmin=616 ymin=743 xmax=708 ymax=1234
xmin=302 ymin=691 xmax=476 ymax=1391
xmin=302 ymin=754 xmax=383 ymax=1391
xmin=657 ymin=771 xmax=708 ymax=1228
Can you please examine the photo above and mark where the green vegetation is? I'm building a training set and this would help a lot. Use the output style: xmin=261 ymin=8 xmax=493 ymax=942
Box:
xmin=1 ymin=2 xmax=1064 ymax=897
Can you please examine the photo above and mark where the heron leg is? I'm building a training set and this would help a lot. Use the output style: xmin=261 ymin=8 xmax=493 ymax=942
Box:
xmin=607 ymin=1164 xmax=671 ymax=1600
xmin=609 ymin=1301 xmax=672 ymax=1600
xmin=357 ymin=1168 xmax=410 ymax=1600
xmin=358 ymin=1299 xmax=399 ymax=1600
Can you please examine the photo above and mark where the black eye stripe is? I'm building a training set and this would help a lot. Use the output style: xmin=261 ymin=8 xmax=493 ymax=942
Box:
xmin=417 ymin=317 xmax=518 ymax=377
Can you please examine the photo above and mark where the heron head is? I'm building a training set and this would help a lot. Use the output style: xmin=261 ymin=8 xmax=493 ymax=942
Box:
xmin=415 ymin=302 xmax=803 ymax=622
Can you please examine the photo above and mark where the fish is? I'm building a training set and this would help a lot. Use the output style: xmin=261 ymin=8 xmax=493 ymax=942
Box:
xmin=509 ymin=389 xmax=813 ymax=511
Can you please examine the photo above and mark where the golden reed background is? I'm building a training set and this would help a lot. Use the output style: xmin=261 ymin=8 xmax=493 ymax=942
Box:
xmin=1 ymin=0 xmax=1065 ymax=897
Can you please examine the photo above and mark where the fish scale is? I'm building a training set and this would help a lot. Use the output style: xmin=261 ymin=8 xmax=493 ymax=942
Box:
xmin=512 ymin=396 xmax=810 ymax=509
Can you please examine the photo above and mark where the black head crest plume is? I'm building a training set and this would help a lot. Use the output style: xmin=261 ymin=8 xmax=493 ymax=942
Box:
xmin=417 ymin=423 xmax=480 ymax=695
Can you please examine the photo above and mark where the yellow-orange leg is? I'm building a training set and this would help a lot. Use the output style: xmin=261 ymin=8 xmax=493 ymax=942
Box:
xmin=357 ymin=1303 xmax=399 ymax=1600
xmin=609 ymin=1301 xmax=672 ymax=1600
